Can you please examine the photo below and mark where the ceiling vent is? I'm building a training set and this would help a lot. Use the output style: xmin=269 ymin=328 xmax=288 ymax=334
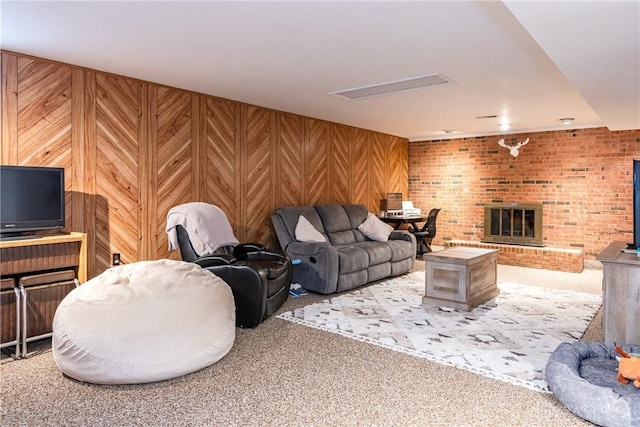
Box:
xmin=329 ymin=73 xmax=454 ymax=100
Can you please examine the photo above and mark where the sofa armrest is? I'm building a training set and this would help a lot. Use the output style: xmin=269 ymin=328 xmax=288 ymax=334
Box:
xmin=285 ymin=241 xmax=339 ymax=294
xmin=389 ymin=230 xmax=417 ymax=262
xmin=193 ymin=254 xmax=235 ymax=268
xmin=233 ymin=243 xmax=267 ymax=257
xmin=271 ymin=214 xmax=293 ymax=251
xmin=389 ymin=230 xmax=414 ymax=243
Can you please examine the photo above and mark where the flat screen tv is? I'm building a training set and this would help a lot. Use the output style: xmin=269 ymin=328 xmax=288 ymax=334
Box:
xmin=633 ymin=159 xmax=640 ymax=249
xmin=0 ymin=165 xmax=65 ymax=240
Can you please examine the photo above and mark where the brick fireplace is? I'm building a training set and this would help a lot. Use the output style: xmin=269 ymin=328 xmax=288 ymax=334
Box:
xmin=483 ymin=202 xmax=543 ymax=246
xmin=459 ymin=202 xmax=583 ymax=272
xmin=443 ymin=200 xmax=583 ymax=272
xmin=446 ymin=239 xmax=584 ymax=273
xmin=408 ymin=127 xmax=639 ymax=265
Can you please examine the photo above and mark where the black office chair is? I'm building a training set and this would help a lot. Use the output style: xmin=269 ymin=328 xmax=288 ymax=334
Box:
xmin=167 ymin=203 xmax=292 ymax=328
xmin=412 ymin=208 xmax=441 ymax=255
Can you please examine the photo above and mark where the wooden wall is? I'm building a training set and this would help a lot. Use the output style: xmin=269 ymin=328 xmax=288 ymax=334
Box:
xmin=1 ymin=51 xmax=408 ymax=278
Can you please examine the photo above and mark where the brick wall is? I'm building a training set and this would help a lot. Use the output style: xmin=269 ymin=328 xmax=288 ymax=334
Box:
xmin=446 ymin=240 xmax=584 ymax=273
xmin=408 ymin=127 xmax=640 ymax=262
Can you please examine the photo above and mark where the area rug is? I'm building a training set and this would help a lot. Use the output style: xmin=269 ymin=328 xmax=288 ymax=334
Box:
xmin=277 ymin=272 xmax=602 ymax=393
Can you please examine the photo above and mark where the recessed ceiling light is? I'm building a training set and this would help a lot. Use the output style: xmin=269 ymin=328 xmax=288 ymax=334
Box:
xmin=443 ymin=129 xmax=454 ymax=135
xmin=499 ymin=123 xmax=510 ymax=131
xmin=559 ymin=117 xmax=574 ymax=125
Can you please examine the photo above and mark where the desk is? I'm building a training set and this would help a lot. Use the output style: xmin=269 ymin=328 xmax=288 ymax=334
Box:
xmin=380 ymin=215 xmax=426 ymax=231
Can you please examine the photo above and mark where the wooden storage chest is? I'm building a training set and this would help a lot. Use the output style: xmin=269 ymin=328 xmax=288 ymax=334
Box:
xmin=423 ymin=247 xmax=499 ymax=311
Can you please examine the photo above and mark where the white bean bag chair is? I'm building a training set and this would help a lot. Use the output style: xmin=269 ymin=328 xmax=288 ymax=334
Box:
xmin=53 ymin=259 xmax=235 ymax=384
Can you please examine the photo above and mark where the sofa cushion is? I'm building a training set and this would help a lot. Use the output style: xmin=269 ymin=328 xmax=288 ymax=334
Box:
xmin=316 ymin=205 xmax=351 ymax=233
xmin=384 ymin=239 xmax=416 ymax=261
xmin=337 ymin=270 xmax=368 ymax=292
xmin=358 ymin=213 xmax=394 ymax=242
xmin=316 ymin=205 xmax=359 ymax=245
xmin=367 ymin=262 xmax=392 ymax=283
xmin=277 ymin=206 xmax=325 ymax=240
xmin=336 ymin=245 xmax=370 ymax=274
xmin=353 ymin=241 xmax=392 ymax=265
xmin=326 ymin=230 xmax=356 ymax=246
xmin=342 ymin=204 xmax=369 ymax=229
xmin=295 ymin=215 xmax=326 ymax=242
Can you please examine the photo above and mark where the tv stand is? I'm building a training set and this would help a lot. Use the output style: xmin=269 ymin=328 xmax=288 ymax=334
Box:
xmin=0 ymin=232 xmax=87 ymax=357
xmin=596 ymin=241 xmax=640 ymax=344
xmin=0 ymin=234 xmax=43 ymax=242
xmin=0 ymin=232 xmax=87 ymax=282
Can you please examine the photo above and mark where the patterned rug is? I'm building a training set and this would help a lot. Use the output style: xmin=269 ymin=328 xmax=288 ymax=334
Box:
xmin=277 ymin=272 xmax=602 ymax=393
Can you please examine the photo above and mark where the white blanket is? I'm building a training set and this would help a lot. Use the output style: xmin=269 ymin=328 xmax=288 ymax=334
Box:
xmin=165 ymin=202 xmax=239 ymax=256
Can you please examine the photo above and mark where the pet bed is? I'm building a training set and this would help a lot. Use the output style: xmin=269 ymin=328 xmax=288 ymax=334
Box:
xmin=53 ymin=259 xmax=235 ymax=384
xmin=545 ymin=342 xmax=640 ymax=427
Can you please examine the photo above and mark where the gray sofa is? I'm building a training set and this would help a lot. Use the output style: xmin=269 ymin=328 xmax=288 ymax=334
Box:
xmin=271 ymin=204 xmax=416 ymax=294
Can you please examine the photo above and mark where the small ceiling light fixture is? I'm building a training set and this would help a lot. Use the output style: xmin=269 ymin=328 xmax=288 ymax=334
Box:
xmin=443 ymin=129 xmax=454 ymax=135
xmin=499 ymin=123 xmax=510 ymax=131
xmin=559 ymin=117 xmax=574 ymax=125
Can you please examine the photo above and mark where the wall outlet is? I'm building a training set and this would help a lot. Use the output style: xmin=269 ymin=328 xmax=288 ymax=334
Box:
xmin=112 ymin=253 xmax=121 ymax=266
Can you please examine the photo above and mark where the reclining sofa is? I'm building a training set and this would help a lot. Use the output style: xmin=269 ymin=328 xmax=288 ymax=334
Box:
xmin=271 ymin=204 xmax=416 ymax=294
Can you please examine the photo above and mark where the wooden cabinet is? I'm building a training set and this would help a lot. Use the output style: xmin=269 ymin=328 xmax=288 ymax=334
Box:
xmin=423 ymin=247 xmax=499 ymax=311
xmin=596 ymin=241 xmax=640 ymax=345
xmin=0 ymin=232 xmax=87 ymax=283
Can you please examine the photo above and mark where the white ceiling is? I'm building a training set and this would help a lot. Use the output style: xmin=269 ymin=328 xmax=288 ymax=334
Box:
xmin=1 ymin=1 xmax=638 ymax=141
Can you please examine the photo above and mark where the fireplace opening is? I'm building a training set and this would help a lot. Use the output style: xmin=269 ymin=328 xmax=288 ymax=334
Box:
xmin=483 ymin=203 xmax=543 ymax=246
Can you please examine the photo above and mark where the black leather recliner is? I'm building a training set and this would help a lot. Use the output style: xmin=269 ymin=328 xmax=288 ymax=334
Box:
xmin=173 ymin=223 xmax=292 ymax=329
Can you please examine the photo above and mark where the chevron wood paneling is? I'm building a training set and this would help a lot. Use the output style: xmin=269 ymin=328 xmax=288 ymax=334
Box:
xmin=1 ymin=51 xmax=410 ymax=278
xmin=16 ymin=58 xmax=73 ymax=231
xmin=278 ymin=113 xmax=304 ymax=208
xmin=205 ymin=97 xmax=240 ymax=233
xmin=71 ymin=68 xmax=86 ymax=232
xmin=94 ymin=74 xmax=141 ymax=272
xmin=1 ymin=53 xmax=19 ymax=164
xmin=351 ymin=128 xmax=370 ymax=209
xmin=82 ymin=71 xmax=97 ymax=276
xmin=243 ymin=106 xmax=273 ymax=244
xmin=330 ymin=124 xmax=351 ymax=204
xmin=370 ymin=132 xmax=387 ymax=210
xmin=387 ymin=136 xmax=408 ymax=195
xmin=155 ymin=86 xmax=193 ymax=259
xmin=307 ymin=118 xmax=329 ymax=206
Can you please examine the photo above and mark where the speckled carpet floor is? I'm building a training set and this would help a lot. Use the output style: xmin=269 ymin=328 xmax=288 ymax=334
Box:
xmin=0 ymin=262 xmax=604 ymax=426
xmin=279 ymin=272 xmax=602 ymax=393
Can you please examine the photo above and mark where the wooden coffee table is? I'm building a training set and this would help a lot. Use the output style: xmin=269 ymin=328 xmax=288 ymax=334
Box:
xmin=423 ymin=247 xmax=499 ymax=311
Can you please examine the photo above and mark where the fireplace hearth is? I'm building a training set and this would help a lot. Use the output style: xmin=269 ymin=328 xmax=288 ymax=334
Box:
xmin=483 ymin=203 xmax=543 ymax=247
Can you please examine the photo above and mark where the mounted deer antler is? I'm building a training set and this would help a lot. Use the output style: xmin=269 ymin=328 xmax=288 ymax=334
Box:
xmin=498 ymin=138 xmax=529 ymax=157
